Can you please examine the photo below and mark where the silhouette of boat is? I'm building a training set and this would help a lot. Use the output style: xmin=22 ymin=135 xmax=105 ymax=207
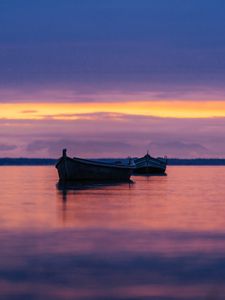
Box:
xmin=56 ymin=149 xmax=134 ymax=182
xmin=134 ymin=152 xmax=167 ymax=174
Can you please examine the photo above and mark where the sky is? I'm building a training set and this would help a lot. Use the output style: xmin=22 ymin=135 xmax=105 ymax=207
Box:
xmin=1 ymin=0 xmax=225 ymax=158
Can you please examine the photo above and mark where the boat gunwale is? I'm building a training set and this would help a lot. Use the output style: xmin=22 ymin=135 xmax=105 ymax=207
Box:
xmin=56 ymin=156 xmax=135 ymax=170
xmin=134 ymin=155 xmax=167 ymax=167
xmin=135 ymin=159 xmax=166 ymax=168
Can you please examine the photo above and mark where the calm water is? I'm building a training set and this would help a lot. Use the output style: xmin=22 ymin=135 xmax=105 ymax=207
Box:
xmin=1 ymin=166 xmax=225 ymax=299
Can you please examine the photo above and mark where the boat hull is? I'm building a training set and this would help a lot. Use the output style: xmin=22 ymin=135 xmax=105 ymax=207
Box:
xmin=134 ymin=154 xmax=167 ymax=175
xmin=134 ymin=166 xmax=166 ymax=175
xmin=56 ymin=156 xmax=133 ymax=181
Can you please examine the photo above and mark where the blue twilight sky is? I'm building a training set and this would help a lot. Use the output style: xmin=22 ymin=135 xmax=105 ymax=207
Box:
xmin=1 ymin=0 xmax=225 ymax=96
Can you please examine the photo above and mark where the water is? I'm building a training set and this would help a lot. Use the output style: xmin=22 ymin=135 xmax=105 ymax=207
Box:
xmin=1 ymin=166 xmax=225 ymax=299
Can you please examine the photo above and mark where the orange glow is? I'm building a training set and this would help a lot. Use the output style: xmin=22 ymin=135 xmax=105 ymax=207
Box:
xmin=2 ymin=101 xmax=225 ymax=119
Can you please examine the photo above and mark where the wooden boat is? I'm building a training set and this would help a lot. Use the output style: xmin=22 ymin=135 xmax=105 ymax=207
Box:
xmin=134 ymin=152 xmax=167 ymax=174
xmin=56 ymin=149 xmax=134 ymax=182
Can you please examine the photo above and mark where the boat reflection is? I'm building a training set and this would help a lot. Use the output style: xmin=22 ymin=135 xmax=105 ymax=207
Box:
xmin=57 ymin=179 xmax=134 ymax=200
xmin=56 ymin=180 xmax=135 ymax=227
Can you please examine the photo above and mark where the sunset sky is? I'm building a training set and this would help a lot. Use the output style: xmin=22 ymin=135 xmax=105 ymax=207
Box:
xmin=1 ymin=0 xmax=225 ymax=158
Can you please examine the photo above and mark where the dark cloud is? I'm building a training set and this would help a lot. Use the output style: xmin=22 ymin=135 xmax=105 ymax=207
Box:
xmin=0 ymin=144 xmax=17 ymax=151
xmin=149 ymin=141 xmax=211 ymax=158
xmin=26 ymin=139 xmax=132 ymax=157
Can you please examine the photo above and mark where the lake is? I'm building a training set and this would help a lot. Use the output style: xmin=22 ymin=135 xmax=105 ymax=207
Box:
xmin=1 ymin=166 xmax=225 ymax=299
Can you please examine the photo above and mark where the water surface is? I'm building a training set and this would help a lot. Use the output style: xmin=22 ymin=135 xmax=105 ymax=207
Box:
xmin=0 ymin=166 xmax=225 ymax=299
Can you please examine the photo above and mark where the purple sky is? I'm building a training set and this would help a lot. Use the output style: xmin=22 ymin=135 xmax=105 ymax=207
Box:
xmin=1 ymin=0 xmax=225 ymax=157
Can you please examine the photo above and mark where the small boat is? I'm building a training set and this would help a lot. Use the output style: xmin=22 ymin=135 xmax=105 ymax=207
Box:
xmin=56 ymin=149 xmax=134 ymax=182
xmin=134 ymin=152 xmax=167 ymax=175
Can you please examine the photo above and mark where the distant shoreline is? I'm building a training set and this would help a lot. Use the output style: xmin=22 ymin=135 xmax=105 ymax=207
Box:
xmin=1 ymin=158 xmax=225 ymax=166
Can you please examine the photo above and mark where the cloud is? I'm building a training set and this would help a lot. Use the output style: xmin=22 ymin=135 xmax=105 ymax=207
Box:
xmin=149 ymin=141 xmax=210 ymax=158
xmin=2 ymin=86 xmax=225 ymax=104
xmin=1 ymin=1 xmax=225 ymax=98
xmin=26 ymin=139 xmax=133 ymax=157
xmin=0 ymin=144 xmax=17 ymax=151
xmin=21 ymin=110 xmax=38 ymax=114
xmin=1 ymin=114 xmax=225 ymax=158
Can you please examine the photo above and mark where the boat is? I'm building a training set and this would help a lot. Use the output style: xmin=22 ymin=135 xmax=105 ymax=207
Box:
xmin=134 ymin=152 xmax=167 ymax=175
xmin=56 ymin=149 xmax=134 ymax=182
